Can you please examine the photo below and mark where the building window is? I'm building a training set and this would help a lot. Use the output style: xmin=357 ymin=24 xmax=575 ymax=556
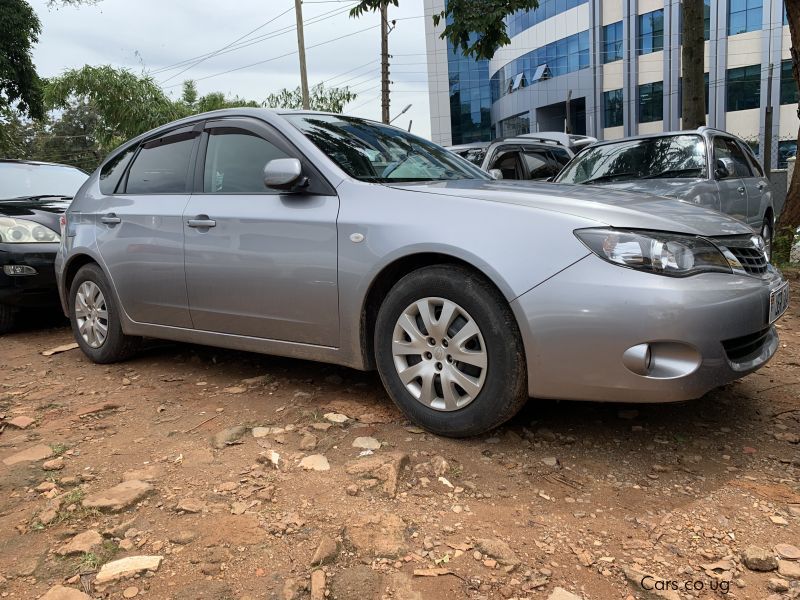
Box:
xmin=781 ymin=60 xmax=798 ymax=105
xmin=499 ymin=113 xmax=530 ymax=138
xmin=728 ymin=0 xmax=762 ymax=35
xmin=505 ymin=0 xmax=589 ymax=38
xmin=638 ymin=81 xmax=664 ymax=123
xmin=726 ymin=65 xmax=761 ymax=111
xmin=704 ymin=0 xmax=711 ymax=40
xmin=603 ymin=21 xmax=623 ymax=63
xmin=638 ymin=10 xmax=664 ymax=55
xmin=604 ymin=89 xmax=624 ymax=128
xmin=778 ymin=140 xmax=797 ymax=168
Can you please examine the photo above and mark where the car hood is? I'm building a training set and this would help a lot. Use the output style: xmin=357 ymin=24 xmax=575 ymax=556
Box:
xmin=585 ymin=178 xmax=701 ymax=198
xmin=0 ymin=196 xmax=71 ymax=232
xmin=387 ymin=179 xmax=751 ymax=237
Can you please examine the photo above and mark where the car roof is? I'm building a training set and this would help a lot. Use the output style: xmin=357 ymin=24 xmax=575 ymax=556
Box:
xmin=0 ymin=158 xmax=83 ymax=169
xmin=586 ymin=127 xmax=737 ymax=149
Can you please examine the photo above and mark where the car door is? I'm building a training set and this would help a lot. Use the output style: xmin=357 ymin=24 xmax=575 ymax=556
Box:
xmin=711 ymin=135 xmax=748 ymax=223
xmin=94 ymin=125 xmax=199 ymax=328
xmin=520 ymin=146 xmax=565 ymax=180
xmin=487 ymin=146 xmax=524 ymax=179
xmin=183 ymin=118 xmax=340 ymax=346
xmin=736 ymin=139 xmax=771 ymax=228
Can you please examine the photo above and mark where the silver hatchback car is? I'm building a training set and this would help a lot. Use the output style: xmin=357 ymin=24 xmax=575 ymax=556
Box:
xmin=56 ymin=110 xmax=789 ymax=437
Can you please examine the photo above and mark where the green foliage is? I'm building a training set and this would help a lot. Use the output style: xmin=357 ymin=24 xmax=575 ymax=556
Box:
xmin=350 ymin=0 xmax=539 ymax=60
xmin=0 ymin=0 xmax=45 ymax=119
xmin=264 ymin=82 xmax=356 ymax=113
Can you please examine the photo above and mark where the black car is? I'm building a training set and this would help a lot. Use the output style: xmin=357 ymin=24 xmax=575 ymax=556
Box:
xmin=1 ymin=160 xmax=88 ymax=332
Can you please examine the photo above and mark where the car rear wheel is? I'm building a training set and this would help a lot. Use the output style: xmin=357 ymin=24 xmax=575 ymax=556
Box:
xmin=69 ymin=264 xmax=139 ymax=363
xmin=0 ymin=304 xmax=15 ymax=334
xmin=374 ymin=265 xmax=528 ymax=437
xmin=761 ymin=218 xmax=773 ymax=261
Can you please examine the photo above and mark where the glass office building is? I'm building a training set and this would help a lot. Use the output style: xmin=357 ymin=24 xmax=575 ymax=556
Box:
xmin=424 ymin=0 xmax=798 ymax=168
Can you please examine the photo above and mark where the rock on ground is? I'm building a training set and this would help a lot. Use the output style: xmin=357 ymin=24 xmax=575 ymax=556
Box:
xmin=548 ymin=588 xmax=583 ymax=600
xmin=742 ymin=545 xmax=778 ymax=571
xmin=352 ymin=436 xmax=380 ymax=450
xmin=2 ymin=444 xmax=53 ymax=466
xmin=40 ymin=585 xmax=92 ymax=600
xmin=95 ymin=555 xmax=163 ymax=584
xmin=299 ymin=454 xmax=330 ymax=471
xmin=122 ymin=465 xmax=162 ymax=482
xmin=212 ymin=426 xmax=248 ymax=449
xmin=310 ymin=569 xmax=326 ymax=600
xmin=345 ymin=513 xmax=406 ymax=558
xmin=311 ymin=536 xmax=338 ymax=566
xmin=476 ymin=538 xmax=518 ymax=566
xmin=82 ymin=480 xmax=153 ymax=512
xmin=778 ymin=559 xmax=800 ymax=579
xmin=346 ymin=452 xmax=408 ymax=497
xmin=624 ymin=566 xmax=680 ymax=600
xmin=57 ymin=529 xmax=103 ymax=556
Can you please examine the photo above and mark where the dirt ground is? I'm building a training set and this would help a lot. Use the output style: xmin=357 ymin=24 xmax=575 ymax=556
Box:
xmin=0 ymin=276 xmax=798 ymax=600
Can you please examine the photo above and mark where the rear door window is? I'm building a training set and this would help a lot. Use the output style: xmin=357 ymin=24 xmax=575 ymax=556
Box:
xmin=125 ymin=130 xmax=198 ymax=194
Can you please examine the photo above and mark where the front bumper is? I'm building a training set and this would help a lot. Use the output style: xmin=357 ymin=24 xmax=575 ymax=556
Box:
xmin=0 ymin=242 xmax=60 ymax=309
xmin=512 ymin=254 xmax=787 ymax=402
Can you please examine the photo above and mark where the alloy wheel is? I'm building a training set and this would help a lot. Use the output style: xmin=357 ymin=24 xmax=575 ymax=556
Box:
xmin=75 ymin=281 xmax=109 ymax=348
xmin=391 ymin=297 xmax=487 ymax=411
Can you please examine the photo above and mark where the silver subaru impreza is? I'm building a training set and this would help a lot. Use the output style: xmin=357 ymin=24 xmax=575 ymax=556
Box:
xmin=56 ymin=109 xmax=789 ymax=437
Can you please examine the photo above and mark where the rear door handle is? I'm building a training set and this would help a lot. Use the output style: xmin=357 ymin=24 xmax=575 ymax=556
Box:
xmin=100 ymin=213 xmax=121 ymax=225
xmin=187 ymin=217 xmax=216 ymax=228
xmin=756 ymin=182 xmax=767 ymax=190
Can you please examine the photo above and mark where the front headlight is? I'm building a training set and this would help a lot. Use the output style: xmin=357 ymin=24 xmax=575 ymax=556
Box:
xmin=0 ymin=217 xmax=60 ymax=244
xmin=575 ymin=228 xmax=731 ymax=277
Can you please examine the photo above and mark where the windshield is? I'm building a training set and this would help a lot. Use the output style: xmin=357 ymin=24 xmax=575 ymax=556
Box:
xmin=556 ymin=134 xmax=707 ymax=184
xmin=451 ymin=147 xmax=487 ymax=166
xmin=0 ymin=162 xmax=87 ymax=200
xmin=285 ymin=114 xmax=490 ymax=183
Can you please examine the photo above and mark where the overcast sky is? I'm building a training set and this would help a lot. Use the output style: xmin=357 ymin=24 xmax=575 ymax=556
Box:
xmin=29 ymin=0 xmax=432 ymax=138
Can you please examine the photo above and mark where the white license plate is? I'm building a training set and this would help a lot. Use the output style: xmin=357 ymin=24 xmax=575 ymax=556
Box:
xmin=769 ymin=282 xmax=790 ymax=324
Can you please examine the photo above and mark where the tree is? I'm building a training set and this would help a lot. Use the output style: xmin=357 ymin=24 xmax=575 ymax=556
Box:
xmin=774 ymin=2 xmax=800 ymax=264
xmin=350 ymin=0 xmax=539 ymax=60
xmin=0 ymin=0 xmax=45 ymax=120
xmin=264 ymin=82 xmax=356 ymax=113
xmin=30 ymin=100 xmax=104 ymax=171
xmin=681 ymin=0 xmax=705 ymax=129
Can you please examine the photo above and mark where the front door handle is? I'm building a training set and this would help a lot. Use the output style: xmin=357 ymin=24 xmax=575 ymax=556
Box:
xmin=100 ymin=213 xmax=121 ymax=225
xmin=756 ymin=182 xmax=767 ymax=190
xmin=187 ymin=216 xmax=216 ymax=228
xmin=737 ymin=186 xmax=745 ymax=195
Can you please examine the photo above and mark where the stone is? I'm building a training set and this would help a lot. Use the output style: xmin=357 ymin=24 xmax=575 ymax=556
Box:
xmin=430 ymin=455 xmax=449 ymax=477
xmin=548 ymin=588 xmax=583 ymax=600
xmin=223 ymin=386 xmax=246 ymax=394
xmin=352 ymin=436 xmax=381 ymax=450
xmin=299 ymin=433 xmax=318 ymax=451
xmin=57 ymin=529 xmax=103 ymax=556
xmin=123 ymin=587 xmax=139 ymax=598
xmin=311 ymin=569 xmax=326 ymax=600
xmin=770 ymin=515 xmax=789 ymax=526
xmin=323 ymin=412 xmax=348 ymax=423
xmin=778 ymin=559 xmax=800 ymax=579
xmin=83 ymin=480 xmax=153 ymax=512
xmin=768 ymin=578 xmax=789 ymax=593
xmin=36 ymin=481 xmax=57 ymax=492
xmin=7 ymin=415 xmax=35 ymax=429
xmin=742 ymin=545 xmax=778 ymax=571
xmin=346 ymin=452 xmax=409 ymax=497
xmin=169 ymin=530 xmax=197 ymax=545
xmin=212 ymin=426 xmax=248 ymax=448
xmin=2 ymin=444 xmax=53 ymax=466
xmin=476 ymin=538 xmax=518 ymax=566
xmin=175 ymin=497 xmax=205 ymax=513
xmin=624 ymin=566 xmax=680 ymax=600
xmin=43 ymin=457 xmax=65 ymax=471
xmin=282 ymin=578 xmax=304 ymax=600
xmin=122 ymin=465 xmax=162 ymax=482
xmin=95 ymin=555 xmax=163 ymax=584
xmin=345 ymin=513 xmax=406 ymax=557
xmin=40 ymin=585 xmax=92 ymax=600
xmin=541 ymin=456 xmax=559 ymax=467
xmin=299 ymin=454 xmax=330 ymax=471
xmin=252 ymin=427 xmax=270 ymax=438
xmin=775 ymin=543 xmax=800 ymax=560
xmin=311 ymin=536 xmax=338 ymax=566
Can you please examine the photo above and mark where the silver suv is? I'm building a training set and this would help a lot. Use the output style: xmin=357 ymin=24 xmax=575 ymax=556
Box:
xmin=555 ymin=128 xmax=776 ymax=257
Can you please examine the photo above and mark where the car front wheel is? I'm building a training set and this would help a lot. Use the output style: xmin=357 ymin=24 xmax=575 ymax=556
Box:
xmin=374 ymin=265 xmax=528 ymax=437
xmin=69 ymin=263 xmax=139 ymax=363
xmin=0 ymin=304 xmax=15 ymax=334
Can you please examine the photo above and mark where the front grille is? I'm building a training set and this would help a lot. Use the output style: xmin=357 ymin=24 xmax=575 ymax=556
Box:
xmin=712 ymin=235 xmax=769 ymax=276
xmin=722 ymin=327 xmax=771 ymax=362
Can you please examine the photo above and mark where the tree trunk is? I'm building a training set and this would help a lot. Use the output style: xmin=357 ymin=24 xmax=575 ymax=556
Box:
xmin=774 ymin=1 xmax=800 ymax=264
xmin=681 ymin=0 xmax=706 ymax=129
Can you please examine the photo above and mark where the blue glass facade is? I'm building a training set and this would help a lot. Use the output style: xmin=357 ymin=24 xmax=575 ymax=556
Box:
xmin=728 ymin=0 xmax=762 ymax=34
xmin=489 ymin=31 xmax=590 ymax=102
xmin=603 ymin=21 xmax=623 ymax=63
xmin=505 ymin=0 xmax=588 ymax=38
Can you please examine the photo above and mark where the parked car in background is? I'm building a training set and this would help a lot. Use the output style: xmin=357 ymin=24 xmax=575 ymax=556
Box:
xmin=57 ymin=110 xmax=787 ymax=437
xmin=0 ymin=160 xmax=87 ymax=333
xmin=449 ymin=133 xmax=596 ymax=181
xmin=555 ymin=128 xmax=776 ymax=257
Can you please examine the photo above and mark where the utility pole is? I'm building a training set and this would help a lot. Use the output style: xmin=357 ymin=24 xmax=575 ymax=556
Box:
xmin=764 ymin=62 xmax=774 ymax=177
xmin=565 ymin=89 xmax=572 ymax=134
xmin=295 ymin=0 xmax=310 ymax=110
xmin=380 ymin=1 xmax=390 ymax=123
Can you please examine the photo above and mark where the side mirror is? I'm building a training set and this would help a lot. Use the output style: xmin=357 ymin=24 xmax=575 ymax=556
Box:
xmin=715 ymin=157 xmax=734 ymax=180
xmin=488 ymin=168 xmax=503 ymax=180
xmin=264 ymin=158 xmax=308 ymax=191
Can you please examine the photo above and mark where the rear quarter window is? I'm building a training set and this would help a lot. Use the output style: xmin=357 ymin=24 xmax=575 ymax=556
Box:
xmin=99 ymin=147 xmax=136 ymax=195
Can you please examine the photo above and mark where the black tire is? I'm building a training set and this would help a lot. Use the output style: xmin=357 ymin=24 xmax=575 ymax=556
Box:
xmin=0 ymin=304 xmax=16 ymax=334
xmin=761 ymin=217 xmax=773 ymax=262
xmin=69 ymin=263 xmax=140 ymax=363
xmin=374 ymin=265 xmax=528 ymax=438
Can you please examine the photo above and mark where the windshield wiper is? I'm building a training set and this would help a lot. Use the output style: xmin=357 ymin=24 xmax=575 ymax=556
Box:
xmin=5 ymin=194 xmax=74 ymax=201
xmin=581 ymin=172 xmax=639 ymax=185
xmin=642 ymin=167 xmax=703 ymax=179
